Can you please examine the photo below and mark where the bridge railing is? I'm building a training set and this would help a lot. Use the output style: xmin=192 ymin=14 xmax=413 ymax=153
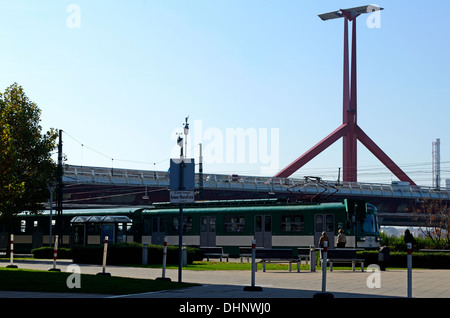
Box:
xmin=62 ymin=165 xmax=450 ymax=200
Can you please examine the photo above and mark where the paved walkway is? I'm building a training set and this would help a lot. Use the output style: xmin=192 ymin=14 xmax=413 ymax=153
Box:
xmin=1 ymin=259 xmax=449 ymax=298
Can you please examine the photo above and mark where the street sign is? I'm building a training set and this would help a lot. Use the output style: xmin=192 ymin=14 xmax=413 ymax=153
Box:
xmin=170 ymin=191 xmax=195 ymax=203
xmin=170 ymin=158 xmax=195 ymax=203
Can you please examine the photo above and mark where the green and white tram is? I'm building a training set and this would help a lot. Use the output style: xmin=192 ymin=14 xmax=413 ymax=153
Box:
xmin=1 ymin=199 xmax=380 ymax=254
xmin=137 ymin=199 xmax=380 ymax=255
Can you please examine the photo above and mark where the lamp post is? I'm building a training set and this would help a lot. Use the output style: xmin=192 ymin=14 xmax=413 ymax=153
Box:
xmin=178 ymin=117 xmax=189 ymax=283
xmin=183 ymin=116 xmax=189 ymax=159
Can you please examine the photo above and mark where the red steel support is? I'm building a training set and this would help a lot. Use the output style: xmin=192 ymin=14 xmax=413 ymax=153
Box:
xmin=355 ymin=126 xmax=416 ymax=185
xmin=275 ymin=12 xmax=416 ymax=186
xmin=275 ymin=124 xmax=349 ymax=178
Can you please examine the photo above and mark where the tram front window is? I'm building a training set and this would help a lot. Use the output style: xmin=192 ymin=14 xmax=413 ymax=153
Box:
xmin=361 ymin=214 xmax=378 ymax=234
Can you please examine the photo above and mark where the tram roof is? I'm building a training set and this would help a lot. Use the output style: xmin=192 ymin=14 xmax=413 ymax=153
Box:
xmin=70 ymin=215 xmax=132 ymax=223
xmin=141 ymin=202 xmax=347 ymax=214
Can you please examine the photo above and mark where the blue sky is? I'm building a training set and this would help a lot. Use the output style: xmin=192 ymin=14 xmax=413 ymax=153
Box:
xmin=1 ymin=1 xmax=449 ymax=186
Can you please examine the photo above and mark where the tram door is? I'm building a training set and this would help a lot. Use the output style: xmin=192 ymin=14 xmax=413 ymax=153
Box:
xmin=314 ymin=214 xmax=335 ymax=248
xmin=151 ymin=217 xmax=165 ymax=245
xmin=200 ymin=216 xmax=216 ymax=247
xmin=254 ymin=215 xmax=272 ymax=248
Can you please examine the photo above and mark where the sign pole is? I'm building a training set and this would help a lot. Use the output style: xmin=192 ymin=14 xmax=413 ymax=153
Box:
xmin=178 ymin=202 xmax=183 ymax=283
xmin=407 ymin=242 xmax=412 ymax=298
xmin=170 ymin=118 xmax=194 ymax=284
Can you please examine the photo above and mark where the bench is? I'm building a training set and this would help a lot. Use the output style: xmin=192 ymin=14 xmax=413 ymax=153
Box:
xmin=297 ymin=247 xmax=311 ymax=264
xmin=321 ymin=249 xmax=365 ymax=272
xmin=239 ymin=247 xmax=256 ymax=262
xmin=240 ymin=248 xmax=301 ymax=272
xmin=419 ymin=249 xmax=450 ymax=253
xmin=200 ymin=246 xmax=229 ymax=262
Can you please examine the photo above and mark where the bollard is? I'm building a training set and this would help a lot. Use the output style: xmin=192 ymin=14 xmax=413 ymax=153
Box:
xmin=243 ymin=240 xmax=262 ymax=291
xmin=48 ymin=235 xmax=61 ymax=271
xmin=310 ymin=245 xmax=316 ymax=272
xmin=407 ymin=242 xmax=412 ymax=298
xmin=182 ymin=243 xmax=187 ymax=267
xmin=156 ymin=238 xmax=171 ymax=281
xmin=313 ymin=241 xmax=334 ymax=298
xmin=322 ymin=241 xmax=328 ymax=292
xmin=6 ymin=234 xmax=18 ymax=268
xmin=97 ymin=236 xmax=111 ymax=276
xmin=142 ymin=242 xmax=148 ymax=265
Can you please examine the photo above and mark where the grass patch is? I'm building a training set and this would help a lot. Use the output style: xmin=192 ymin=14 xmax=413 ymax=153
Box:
xmin=138 ymin=261 xmax=314 ymax=271
xmin=0 ymin=268 xmax=198 ymax=295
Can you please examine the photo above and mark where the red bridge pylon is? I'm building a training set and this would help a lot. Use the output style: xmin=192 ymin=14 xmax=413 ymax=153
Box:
xmin=275 ymin=6 xmax=415 ymax=186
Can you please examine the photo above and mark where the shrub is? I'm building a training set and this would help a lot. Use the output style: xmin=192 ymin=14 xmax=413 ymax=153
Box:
xmin=31 ymin=247 xmax=72 ymax=259
xmin=357 ymin=250 xmax=450 ymax=269
xmin=71 ymin=243 xmax=203 ymax=265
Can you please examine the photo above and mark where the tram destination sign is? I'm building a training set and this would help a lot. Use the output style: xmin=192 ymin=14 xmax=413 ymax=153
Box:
xmin=170 ymin=158 xmax=195 ymax=203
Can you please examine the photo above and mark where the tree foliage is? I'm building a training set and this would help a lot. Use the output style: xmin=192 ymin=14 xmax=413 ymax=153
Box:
xmin=413 ymin=199 xmax=450 ymax=249
xmin=0 ymin=83 xmax=58 ymax=222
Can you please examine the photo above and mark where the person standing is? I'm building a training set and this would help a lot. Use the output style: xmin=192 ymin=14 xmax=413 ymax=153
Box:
xmin=337 ymin=229 xmax=347 ymax=248
xmin=319 ymin=232 xmax=329 ymax=249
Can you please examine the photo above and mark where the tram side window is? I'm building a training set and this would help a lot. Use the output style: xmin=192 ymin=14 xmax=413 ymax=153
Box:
xmin=326 ymin=215 xmax=334 ymax=232
xmin=224 ymin=215 xmax=246 ymax=232
xmin=315 ymin=215 xmax=323 ymax=232
xmin=281 ymin=215 xmax=304 ymax=232
xmin=172 ymin=216 xmax=193 ymax=233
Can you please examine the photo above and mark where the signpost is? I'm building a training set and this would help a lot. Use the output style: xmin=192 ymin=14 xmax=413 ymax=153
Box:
xmin=170 ymin=119 xmax=195 ymax=283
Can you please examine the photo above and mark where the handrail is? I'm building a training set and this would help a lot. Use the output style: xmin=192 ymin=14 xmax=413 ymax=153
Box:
xmin=62 ymin=165 xmax=450 ymax=201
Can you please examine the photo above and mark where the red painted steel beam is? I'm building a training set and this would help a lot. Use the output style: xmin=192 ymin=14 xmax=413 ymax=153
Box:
xmin=346 ymin=18 xmax=358 ymax=182
xmin=355 ymin=125 xmax=416 ymax=186
xmin=275 ymin=7 xmax=415 ymax=186
xmin=275 ymin=124 xmax=349 ymax=178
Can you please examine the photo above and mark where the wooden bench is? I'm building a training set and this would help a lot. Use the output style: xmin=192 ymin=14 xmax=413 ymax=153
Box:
xmin=240 ymin=248 xmax=301 ymax=272
xmin=321 ymin=249 xmax=365 ymax=272
xmin=200 ymin=246 xmax=229 ymax=262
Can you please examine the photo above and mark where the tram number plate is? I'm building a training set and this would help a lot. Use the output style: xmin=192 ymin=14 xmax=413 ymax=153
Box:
xmin=170 ymin=191 xmax=195 ymax=203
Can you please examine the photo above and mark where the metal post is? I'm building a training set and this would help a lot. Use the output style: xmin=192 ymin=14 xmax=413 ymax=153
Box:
xmin=97 ymin=236 xmax=111 ymax=276
xmin=407 ymin=242 xmax=412 ymax=298
xmin=310 ymin=245 xmax=316 ymax=272
xmin=243 ymin=239 xmax=262 ymax=291
xmin=142 ymin=242 xmax=148 ymax=265
xmin=49 ymin=235 xmax=61 ymax=271
xmin=198 ymin=143 xmax=204 ymax=200
xmin=156 ymin=238 xmax=171 ymax=281
xmin=251 ymin=240 xmax=256 ymax=285
xmin=56 ymin=129 xmax=63 ymax=246
xmin=47 ymin=183 xmax=56 ymax=247
xmin=182 ymin=243 xmax=187 ymax=267
xmin=6 ymin=234 xmax=18 ymax=268
xmin=322 ymin=241 xmax=328 ymax=292
xmin=178 ymin=202 xmax=183 ymax=283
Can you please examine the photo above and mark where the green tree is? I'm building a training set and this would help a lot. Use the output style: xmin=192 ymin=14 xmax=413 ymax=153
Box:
xmin=0 ymin=83 xmax=58 ymax=225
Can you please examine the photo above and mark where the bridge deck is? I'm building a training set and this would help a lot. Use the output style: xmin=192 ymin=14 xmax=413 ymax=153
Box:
xmin=63 ymin=165 xmax=450 ymax=201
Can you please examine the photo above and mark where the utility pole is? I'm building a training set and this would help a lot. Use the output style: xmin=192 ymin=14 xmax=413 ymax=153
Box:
xmin=56 ymin=129 xmax=63 ymax=246
xmin=199 ymin=143 xmax=204 ymax=200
